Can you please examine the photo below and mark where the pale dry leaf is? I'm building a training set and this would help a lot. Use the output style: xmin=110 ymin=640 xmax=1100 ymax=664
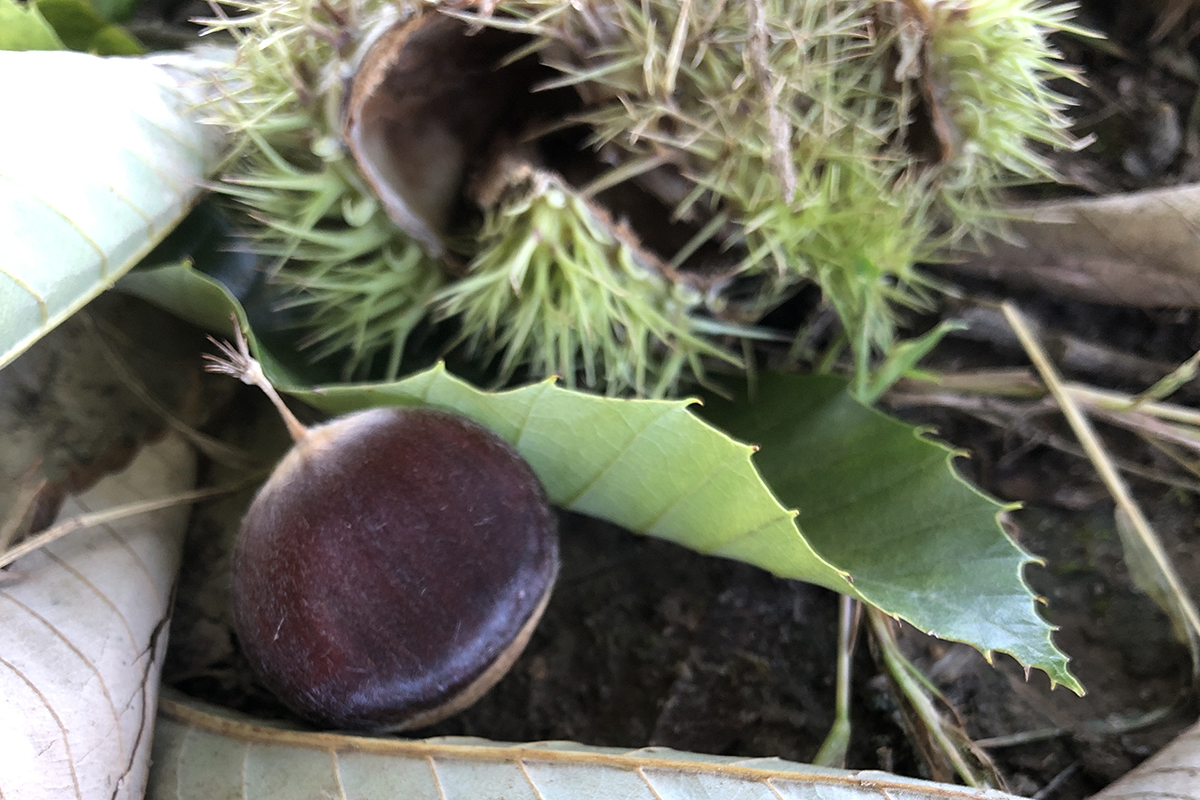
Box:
xmin=953 ymin=185 xmax=1200 ymax=307
xmin=149 ymin=694 xmax=1026 ymax=800
xmin=1089 ymin=720 xmax=1200 ymax=800
xmin=0 ymin=49 xmax=227 ymax=370
xmin=0 ymin=434 xmax=196 ymax=800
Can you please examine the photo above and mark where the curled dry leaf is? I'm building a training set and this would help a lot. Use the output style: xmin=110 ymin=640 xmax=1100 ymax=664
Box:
xmin=0 ymin=434 xmax=196 ymax=800
xmin=1089 ymin=720 xmax=1200 ymax=800
xmin=150 ymin=694 xmax=1027 ymax=800
xmin=953 ymin=185 xmax=1200 ymax=308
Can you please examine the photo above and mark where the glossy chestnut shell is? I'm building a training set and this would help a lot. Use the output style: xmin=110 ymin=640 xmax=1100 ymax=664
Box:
xmin=231 ymin=406 xmax=558 ymax=731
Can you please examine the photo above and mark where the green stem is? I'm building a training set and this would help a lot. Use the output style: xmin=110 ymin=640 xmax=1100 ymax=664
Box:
xmin=867 ymin=608 xmax=985 ymax=787
xmin=814 ymin=595 xmax=859 ymax=767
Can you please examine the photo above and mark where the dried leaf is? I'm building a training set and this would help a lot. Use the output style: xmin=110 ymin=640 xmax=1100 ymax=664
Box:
xmin=150 ymin=694 xmax=1028 ymax=800
xmin=0 ymin=434 xmax=196 ymax=800
xmin=1089 ymin=720 xmax=1200 ymax=800
xmin=954 ymin=185 xmax=1200 ymax=307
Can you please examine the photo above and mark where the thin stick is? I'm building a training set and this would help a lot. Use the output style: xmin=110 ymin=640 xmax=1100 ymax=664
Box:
xmin=1002 ymin=301 xmax=1200 ymax=672
xmin=203 ymin=320 xmax=309 ymax=443
xmin=0 ymin=483 xmax=238 ymax=570
xmin=901 ymin=369 xmax=1200 ymax=428
xmin=1068 ymin=383 xmax=1200 ymax=428
xmin=0 ymin=471 xmax=47 ymax=554
xmin=887 ymin=388 xmax=1200 ymax=493
xmin=1085 ymin=406 xmax=1200 ymax=456
xmin=975 ymin=705 xmax=1172 ymax=749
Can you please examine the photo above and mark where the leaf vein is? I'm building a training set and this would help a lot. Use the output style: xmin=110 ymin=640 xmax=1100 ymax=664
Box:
xmin=705 ymin=510 xmax=798 ymax=555
xmin=514 ymin=381 xmax=554 ymax=451
xmin=640 ymin=460 xmax=736 ymax=532
xmin=518 ymin=759 xmax=547 ymax=800
xmin=330 ymin=749 xmax=348 ymax=800
xmin=129 ymin=106 xmax=209 ymax=165
xmin=0 ymin=654 xmax=82 ymax=800
xmin=73 ymin=493 xmax=164 ymax=605
xmin=427 ymin=755 xmax=448 ymax=800
xmin=637 ymin=766 xmax=668 ymax=800
xmin=44 ymin=551 xmax=141 ymax=655
xmin=0 ymin=266 xmax=48 ymax=320
xmin=241 ymin=740 xmax=250 ymax=800
xmin=0 ymin=591 xmax=125 ymax=756
xmin=559 ymin=407 xmax=676 ymax=508
xmin=0 ymin=173 xmax=107 ymax=273
xmin=175 ymin=723 xmax=196 ymax=800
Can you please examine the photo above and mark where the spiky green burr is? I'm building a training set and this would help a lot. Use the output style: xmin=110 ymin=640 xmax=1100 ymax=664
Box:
xmin=437 ymin=162 xmax=742 ymax=396
xmin=204 ymin=0 xmax=445 ymax=380
xmin=206 ymin=0 xmax=1083 ymax=395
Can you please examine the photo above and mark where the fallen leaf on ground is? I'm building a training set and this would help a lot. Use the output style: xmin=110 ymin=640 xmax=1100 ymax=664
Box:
xmin=0 ymin=434 xmax=196 ymax=800
xmin=953 ymin=185 xmax=1200 ymax=307
xmin=150 ymin=693 xmax=1026 ymax=800
xmin=1090 ymin=719 xmax=1200 ymax=800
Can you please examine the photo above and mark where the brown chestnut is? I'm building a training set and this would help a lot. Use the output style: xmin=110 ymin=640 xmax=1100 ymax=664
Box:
xmin=206 ymin=333 xmax=558 ymax=731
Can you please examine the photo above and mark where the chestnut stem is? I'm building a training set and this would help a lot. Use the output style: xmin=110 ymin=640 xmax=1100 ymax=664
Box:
xmin=203 ymin=323 xmax=310 ymax=444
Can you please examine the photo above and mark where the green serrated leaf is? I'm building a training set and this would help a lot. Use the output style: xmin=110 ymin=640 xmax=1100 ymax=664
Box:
xmin=0 ymin=50 xmax=223 ymax=371
xmin=0 ymin=0 xmax=66 ymax=50
xmin=702 ymin=374 xmax=1081 ymax=692
xmin=119 ymin=263 xmax=1080 ymax=690
xmin=35 ymin=0 xmax=142 ymax=53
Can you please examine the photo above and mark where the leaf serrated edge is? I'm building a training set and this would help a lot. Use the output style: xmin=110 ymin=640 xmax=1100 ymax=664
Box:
xmin=906 ymin=423 xmax=1081 ymax=694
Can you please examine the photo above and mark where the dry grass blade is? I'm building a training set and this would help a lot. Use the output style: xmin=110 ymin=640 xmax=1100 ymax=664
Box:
xmin=0 ymin=470 xmax=48 ymax=556
xmin=814 ymin=594 xmax=860 ymax=768
xmin=1001 ymin=301 xmax=1200 ymax=680
xmin=0 ymin=483 xmax=240 ymax=571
